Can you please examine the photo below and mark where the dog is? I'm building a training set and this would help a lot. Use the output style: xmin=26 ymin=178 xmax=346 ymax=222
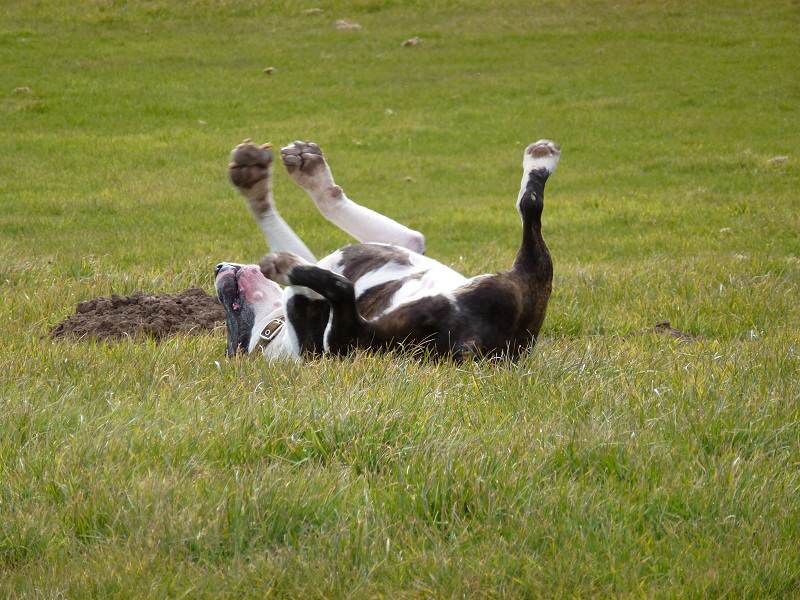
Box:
xmin=215 ymin=138 xmax=559 ymax=361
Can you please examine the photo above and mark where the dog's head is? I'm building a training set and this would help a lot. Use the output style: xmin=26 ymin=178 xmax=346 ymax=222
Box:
xmin=214 ymin=262 xmax=283 ymax=356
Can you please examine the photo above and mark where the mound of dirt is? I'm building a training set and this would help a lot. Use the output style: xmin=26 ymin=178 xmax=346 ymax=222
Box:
xmin=50 ymin=288 xmax=226 ymax=341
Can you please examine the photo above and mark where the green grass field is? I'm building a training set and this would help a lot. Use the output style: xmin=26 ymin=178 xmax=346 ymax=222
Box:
xmin=2 ymin=0 xmax=799 ymax=596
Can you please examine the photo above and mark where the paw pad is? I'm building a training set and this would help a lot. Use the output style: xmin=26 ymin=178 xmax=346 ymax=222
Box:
xmin=280 ymin=140 xmax=326 ymax=174
xmin=228 ymin=141 xmax=273 ymax=189
xmin=526 ymin=140 xmax=560 ymax=159
xmin=523 ymin=139 xmax=561 ymax=174
xmin=259 ymin=252 xmax=304 ymax=284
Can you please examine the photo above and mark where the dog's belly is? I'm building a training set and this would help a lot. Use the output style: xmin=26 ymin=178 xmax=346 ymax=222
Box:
xmin=316 ymin=243 xmax=467 ymax=320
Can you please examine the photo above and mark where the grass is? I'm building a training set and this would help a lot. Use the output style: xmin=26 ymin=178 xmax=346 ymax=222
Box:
xmin=2 ymin=0 xmax=799 ymax=596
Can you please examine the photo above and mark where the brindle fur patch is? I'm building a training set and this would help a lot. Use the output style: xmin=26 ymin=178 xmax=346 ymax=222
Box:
xmin=355 ymin=272 xmax=424 ymax=319
xmin=339 ymin=244 xmax=412 ymax=281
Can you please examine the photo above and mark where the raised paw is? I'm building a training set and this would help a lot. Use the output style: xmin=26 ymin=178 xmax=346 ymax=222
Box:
xmin=523 ymin=139 xmax=560 ymax=175
xmin=259 ymin=251 xmax=309 ymax=285
xmin=280 ymin=140 xmax=336 ymax=192
xmin=228 ymin=139 xmax=274 ymax=214
xmin=229 ymin=140 xmax=273 ymax=190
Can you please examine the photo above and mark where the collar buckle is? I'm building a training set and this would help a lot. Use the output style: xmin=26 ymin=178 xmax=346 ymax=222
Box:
xmin=259 ymin=317 xmax=285 ymax=345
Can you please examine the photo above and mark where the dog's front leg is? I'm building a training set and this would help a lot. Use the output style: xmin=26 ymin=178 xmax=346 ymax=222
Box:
xmin=281 ymin=141 xmax=426 ymax=253
xmin=228 ymin=140 xmax=316 ymax=262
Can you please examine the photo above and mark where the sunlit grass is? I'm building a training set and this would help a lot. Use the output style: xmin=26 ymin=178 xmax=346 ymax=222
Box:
xmin=1 ymin=0 xmax=799 ymax=596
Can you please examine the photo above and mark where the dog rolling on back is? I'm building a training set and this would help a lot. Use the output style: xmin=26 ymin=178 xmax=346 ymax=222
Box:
xmin=278 ymin=140 xmax=560 ymax=361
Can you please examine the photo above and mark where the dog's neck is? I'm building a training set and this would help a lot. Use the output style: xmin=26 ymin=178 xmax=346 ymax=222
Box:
xmin=248 ymin=306 xmax=285 ymax=353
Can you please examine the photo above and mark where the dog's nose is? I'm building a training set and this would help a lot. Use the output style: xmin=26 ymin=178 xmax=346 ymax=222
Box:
xmin=215 ymin=262 xmax=241 ymax=276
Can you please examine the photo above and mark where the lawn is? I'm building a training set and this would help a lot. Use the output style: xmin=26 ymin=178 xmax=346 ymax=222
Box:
xmin=1 ymin=0 xmax=799 ymax=596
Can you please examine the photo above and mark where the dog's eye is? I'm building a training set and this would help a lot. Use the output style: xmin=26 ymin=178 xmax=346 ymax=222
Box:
xmin=215 ymin=263 xmax=225 ymax=275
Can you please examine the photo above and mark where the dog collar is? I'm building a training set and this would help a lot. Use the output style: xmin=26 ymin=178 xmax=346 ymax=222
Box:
xmin=257 ymin=317 xmax=285 ymax=349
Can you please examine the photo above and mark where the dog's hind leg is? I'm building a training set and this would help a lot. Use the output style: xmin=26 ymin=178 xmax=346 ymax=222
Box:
xmin=513 ymin=140 xmax=560 ymax=277
xmin=228 ymin=140 xmax=316 ymax=262
xmin=281 ymin=141 xmax=426 ymax=254
xmin=507 ymin=140 xmax=560 ymax=343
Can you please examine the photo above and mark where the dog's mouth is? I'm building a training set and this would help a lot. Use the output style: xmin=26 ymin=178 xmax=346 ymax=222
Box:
xmin=215 ymin=263 xmax=256 ymax=356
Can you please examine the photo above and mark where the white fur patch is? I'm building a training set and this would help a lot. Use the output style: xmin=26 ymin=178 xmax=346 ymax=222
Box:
xmin=522 ymin=139 xmax=560 ymax=175
xmin=354 ymin=261 xmax=415 ymax=297
xmin=322 ymin=314 xmax=333 ymax=353
xmin=316 ymin=249 xmax=344 ymax=272
xmin=385 ymin=267 xmax=466 ymax=314
xmin=516 ymin=141 xmax=560 ymax=215
xmin=255 ymin=211 xmax=317 ymax=264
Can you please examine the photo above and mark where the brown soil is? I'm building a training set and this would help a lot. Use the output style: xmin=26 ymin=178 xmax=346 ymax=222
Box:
xmin=50 ymin=288 xmax=225 ymax=341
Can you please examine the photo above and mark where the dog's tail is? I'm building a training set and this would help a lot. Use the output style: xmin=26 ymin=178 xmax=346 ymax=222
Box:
xmin=287 ymin=265 xmax=371 ymax=353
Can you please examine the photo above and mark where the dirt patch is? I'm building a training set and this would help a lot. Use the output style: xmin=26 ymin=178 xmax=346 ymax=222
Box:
xmin=50 ymin=288 xmax=225 ymax=341
xmin=51 ymin=291 xmax=703 ymax=347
